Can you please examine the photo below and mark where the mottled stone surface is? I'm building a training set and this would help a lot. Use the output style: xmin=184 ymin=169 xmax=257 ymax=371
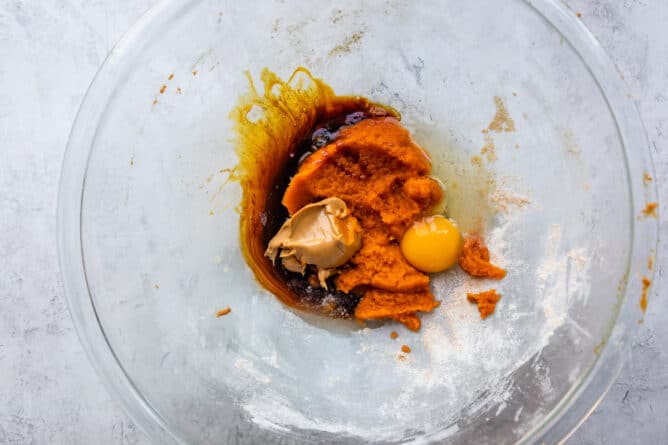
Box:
xmin=0 ymin=1 xmax=665 ymax=443
xmin=564 ymin=1 xmax=668 ymax=443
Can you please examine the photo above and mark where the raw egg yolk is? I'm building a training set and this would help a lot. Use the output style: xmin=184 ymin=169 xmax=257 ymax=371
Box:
xmin=400 ymin=215 xmax=461 ymax=273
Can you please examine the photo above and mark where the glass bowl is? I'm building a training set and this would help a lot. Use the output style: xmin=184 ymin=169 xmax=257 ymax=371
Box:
xmin=58 ymin=0 xmax=658 ymax=443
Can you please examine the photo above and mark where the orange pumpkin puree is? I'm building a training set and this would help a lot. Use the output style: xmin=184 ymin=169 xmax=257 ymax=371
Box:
xmin=467 ymin=289 xmax=501 ymax=319
xmin=283 ymin=117 xmax=443 ymax=330
xmin=459 ymin=237 xmax=506 ymax=279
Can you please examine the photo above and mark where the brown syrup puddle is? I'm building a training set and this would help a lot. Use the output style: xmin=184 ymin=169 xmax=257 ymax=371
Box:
xmin=232 ymin=68 xmax=398 ymax=317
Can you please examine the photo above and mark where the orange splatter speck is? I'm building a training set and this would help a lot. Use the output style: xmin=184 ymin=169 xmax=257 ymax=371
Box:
xmin=648 ymin=256 xmax=654 ymax=270
xmin=152 ymin=98 xmax=158 ymax=105
xmin=328 ymin=30 xmax=365 ymax=57
xmin=390 ymin=331 xmax=398 ymax=340
xmin=487 ymin=96 xmax=515 ymax=133
xmin=192 ymin=70 xmax=198 ymax=76
xmin=159 ymin=84 xmax=167 ymax=94
xmin=154 ymin=284 xmax=160 ymax=289
xmin=641 ymin=202 xmax=658 ymax=218
xmin=640 ymin=277 xmax=650 ymax=314
xmin=216 ymin=307 xmax=232 ymax=317
xmin=176 ymin=87 xmax=182 ymax=94
xmin=643 ymin=172 xmax=653 ymax=185
xmin=576 ymin=12 xmax=582 ymax=18
xmin=401 ymin=345 xmax=411 ymax=353
xmin=480 ymin=134 xmax=497 ymax=162
xmin=168 ymin=73 xmax=174 ymax=81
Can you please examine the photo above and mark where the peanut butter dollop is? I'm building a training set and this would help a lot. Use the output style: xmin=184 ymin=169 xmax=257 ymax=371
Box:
xmin=265 ymin=197 xmax=362 ymax=287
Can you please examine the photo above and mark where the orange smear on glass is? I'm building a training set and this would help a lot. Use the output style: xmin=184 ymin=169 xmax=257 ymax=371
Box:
xmin=640 ymin=277 xmax=650 ymax=313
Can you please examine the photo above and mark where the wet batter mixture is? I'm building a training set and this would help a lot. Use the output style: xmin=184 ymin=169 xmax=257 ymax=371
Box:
xmin=232 ymin=68 xmax=506 ymax=330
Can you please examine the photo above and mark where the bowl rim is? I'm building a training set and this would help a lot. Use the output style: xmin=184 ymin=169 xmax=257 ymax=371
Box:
xmin=57 ymin=0 xmax=659 ymax=443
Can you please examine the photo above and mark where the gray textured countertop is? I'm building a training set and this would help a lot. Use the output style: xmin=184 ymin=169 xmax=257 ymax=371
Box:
xmin=0 ymin=1 xmax=666 ymax=443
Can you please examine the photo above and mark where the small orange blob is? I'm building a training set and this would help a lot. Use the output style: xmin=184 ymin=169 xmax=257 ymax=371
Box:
xmin=390 ymin=331 xmax=398 ymax=340
xmin=467 ymin=289 xmax=501 ymax=319
xmin=459 ymin=237 xmax=506 ymax=279
xmin=640 ymin=277 xmax=650 ymax=313
xmin=216 ymin=307 xmax=231 ymax=317
xmin=400 ymin=215 xmax=461 ymax=273
xmin=641 ymin=202 xmax=658 ymax=218
xmin=401 ymin=345 xmax=411 ymax=353
xmin=159 ymin=84 xmax=167 ymax=94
